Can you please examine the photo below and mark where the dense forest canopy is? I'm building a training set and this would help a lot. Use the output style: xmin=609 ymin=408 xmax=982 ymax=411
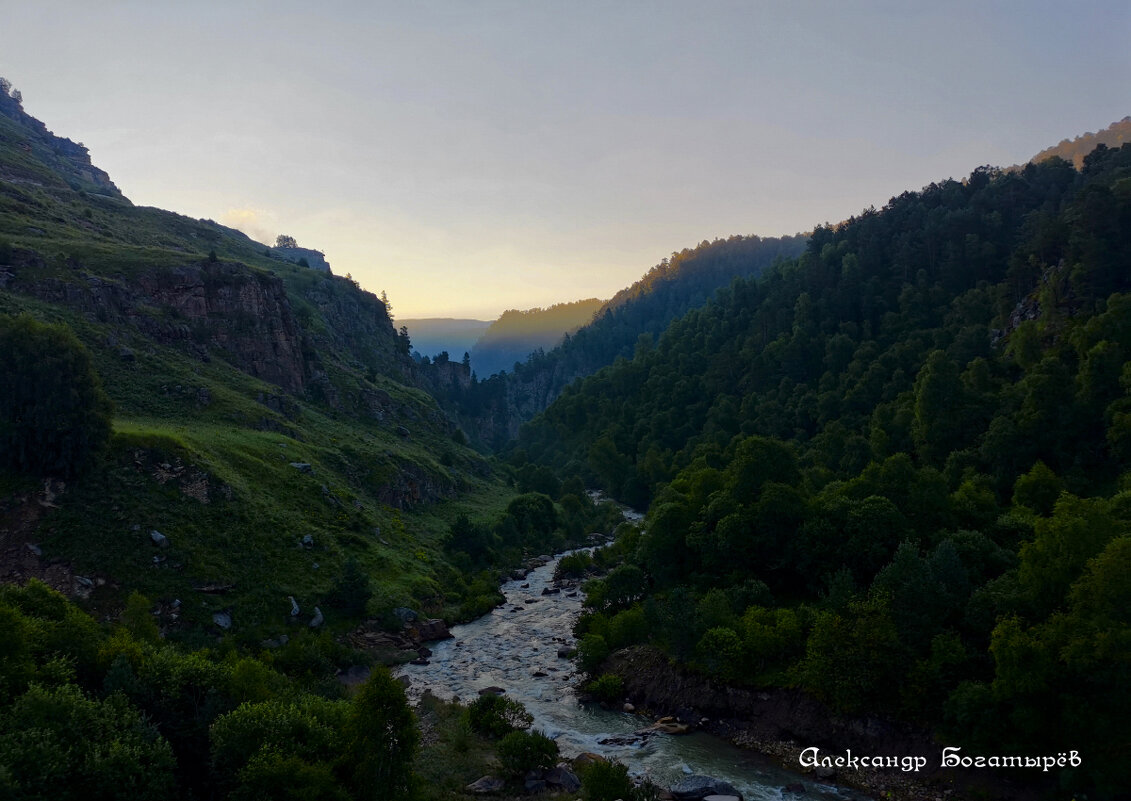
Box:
xmin=515 ymin=145 xmax=1131 ymax=797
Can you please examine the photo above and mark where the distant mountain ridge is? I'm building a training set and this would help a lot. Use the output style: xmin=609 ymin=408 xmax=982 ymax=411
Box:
xmin=469 ymin=297 xmax=604 ymax=377
xmin=401 ymin=317 xmax=492 ymax=362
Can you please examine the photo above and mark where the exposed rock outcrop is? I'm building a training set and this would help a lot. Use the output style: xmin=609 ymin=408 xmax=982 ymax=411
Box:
xmin=272 ymin=246 xmax=331 ymax=273
xmin=11 ymin=255 xmax=309 ymax=392
xmin=0 ymin=77 xmax=125 ymax=198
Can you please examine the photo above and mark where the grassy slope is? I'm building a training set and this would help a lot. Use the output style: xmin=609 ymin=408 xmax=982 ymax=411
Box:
xmin=0 ymin=110 xmax=519 ymax=640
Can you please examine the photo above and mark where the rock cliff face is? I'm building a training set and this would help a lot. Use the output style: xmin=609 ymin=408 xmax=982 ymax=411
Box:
xmin=273 ymin=246 xmax=331 ymax=273
xmin=0 ymin=78 xmax=125 ymax=199
xmin=607 ymin=645 xmax=936 ymax=769
xmin=303 ymin=280 xmax=406 ymax=379
xmin=10 ymin=252 xmax=308 ymax=392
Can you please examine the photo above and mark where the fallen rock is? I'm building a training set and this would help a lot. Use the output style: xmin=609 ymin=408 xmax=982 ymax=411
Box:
xmin=623 ymin=702 xmax=636 ymax=713
xmin=309 ymin=606 xmax=324 ymax=628
xmin=393 ymin=606 xmax=418 ymax=623
xmin=289 ymin=462 xmax=313 ymax=474
xmin=150 ymin=530 xmax=169 ymax=547
xmin=478 ymin=686 xmax=506 ymax=697
xmin=638 ymin=716 xmax=691 ymax=736
xmin=212 ymin=611 xmax=232 ymax=630
xmin=25 ymin=542 xmax=42 ymax=557
xmin=465 ymin=776 xmax=505 ymax=794
xmin=523 ymin=778 xmax=547 ymax=794
xmin=415 ymin=618 xmax=452 ymax=641
xmin=572 ymin=752 xmax=607 ymax=770
xmin=288 ymin=596 xmax=300 ymax=617
xmin=301 ymin=534 xmax=314 ymax=549
xmin=545 ymin=766 xmax=581 ymax=793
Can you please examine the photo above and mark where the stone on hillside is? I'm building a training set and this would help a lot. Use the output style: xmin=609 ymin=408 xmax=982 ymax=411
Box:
xmin=522 ymin=778 xmax=547 ymax=794
xmin=309 ymin=606 xmax=324 ymax=628
xmin=465 ymin=776 xmax=505 ymax=794
xmin=25 ymin=542 xmax=41 ymax=557
xmin=545 ymin=766 xmax=582 ymax=793
xmin=670 ymin=775 xmax=743 ymax=800
xmin=301 ymin=534 xmax=314 ymax=549
xmin=393 ymin=606 xmax=418 ymax=623
xmin=212 ymin=611 xmax=232 ymax=630
xmin=289 ymin=462 xmax=313 ymax=473
xmin=150 ymin=529 xmax=169 ymax=547
xmin=288 ymin=596 xmax=300 ymax=617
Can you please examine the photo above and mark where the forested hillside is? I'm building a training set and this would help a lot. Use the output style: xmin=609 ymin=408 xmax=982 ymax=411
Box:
xmin=431 ymin=234 xmax=806 ymax=448
xmin=517 ymin=146 xmax=1131 ymax=797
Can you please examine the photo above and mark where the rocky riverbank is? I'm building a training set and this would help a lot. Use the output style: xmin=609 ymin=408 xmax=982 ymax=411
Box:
xmin=605 ymin=645 xmax=1049 ymax=801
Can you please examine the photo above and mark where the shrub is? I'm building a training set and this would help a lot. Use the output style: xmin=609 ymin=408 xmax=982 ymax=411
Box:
xmin=0 ymin=315 xmax=112 ymax=476
xmin=326 ymin=558 xmax=372 ymax=615
xmin=584 ymin=673 xmax=623 ymax=705
xmin=338 ymin=668 xmax=418 ymax=800
xmin=555 ymin=551 xmax=593 ymax=580
xmin=209 ymin=698 xmax=346 ymax=790
xmin=0 ymin=684 xmax=176 ymax=799
xmin=581 ymin=759 xmax=633 ymax=801
xmin=577 ymin=633 xmax=609 ymax=676
xmin=466 ymin=694 xmax=531 ymax=738
xmin=496 ymin=729 xmax=558 ymax=777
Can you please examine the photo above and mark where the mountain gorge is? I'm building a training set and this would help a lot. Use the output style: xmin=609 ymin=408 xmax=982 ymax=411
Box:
xmin=424 ymin=233 xmax=807 ymax=448
xmin=3 ymin=71 xmax=1130 ymax=800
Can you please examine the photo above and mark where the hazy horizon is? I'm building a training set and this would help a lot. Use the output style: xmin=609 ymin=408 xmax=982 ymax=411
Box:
xmin=2 ymin=1 xmax=1127 ymax=317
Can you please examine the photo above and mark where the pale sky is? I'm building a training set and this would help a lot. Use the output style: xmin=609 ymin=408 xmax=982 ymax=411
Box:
xmin=2 ymin=1 xmax=1128 ymax=318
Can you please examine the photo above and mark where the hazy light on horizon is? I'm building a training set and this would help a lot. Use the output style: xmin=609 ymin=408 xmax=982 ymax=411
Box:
xmin=2 ymin=1 xmax=1128 ymax=318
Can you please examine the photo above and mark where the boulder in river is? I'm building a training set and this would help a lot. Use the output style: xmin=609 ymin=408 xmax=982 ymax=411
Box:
xmin=637 ymin=716 xmax=691 ymax=735
xmin=572 ymin=752 xmax=607 ymax=770
xmin=478 ymin=686 xmax=506 ymax=697
xmin=670 ymin=775 xmax=743 ymax=800
xmin=415 ymin=618 xmax=452 ymax=641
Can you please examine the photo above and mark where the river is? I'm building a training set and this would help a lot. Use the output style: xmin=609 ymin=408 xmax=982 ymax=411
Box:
xmin=394 ymin=543 xmax=868 ymax=799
